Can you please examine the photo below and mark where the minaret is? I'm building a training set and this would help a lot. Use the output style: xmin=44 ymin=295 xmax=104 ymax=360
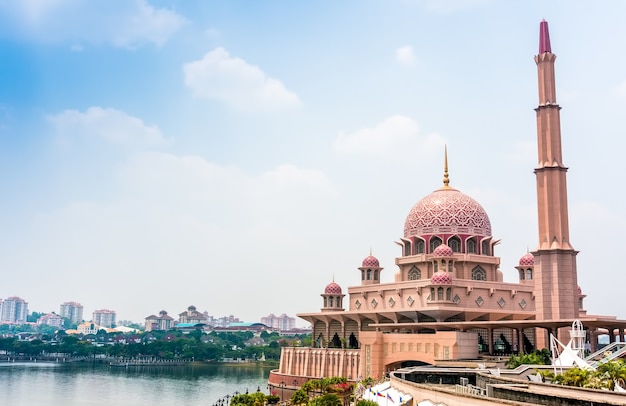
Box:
xmin=532 ymin=20 xmax=579 ymax=333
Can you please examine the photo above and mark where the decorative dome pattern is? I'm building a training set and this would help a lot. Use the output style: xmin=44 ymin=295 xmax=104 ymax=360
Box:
xmin=362 ymin=255 xmax=380 ymax=268
xmin=324 ymin=282 xmax=342 ymax=295
xmin=519 ymin=252 xmax=534 ymax=266
xmin=404 ymin=188 xmax=492 ymax=238
xmin=430 ymin=271 xmax=453 ymax=285
xmin=433 ymin=244 xmax=454 ymax=257
xmin=577 ymin=285 xmax=582 ymax=295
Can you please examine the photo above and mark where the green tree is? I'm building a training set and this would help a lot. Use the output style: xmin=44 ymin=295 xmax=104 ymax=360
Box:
xmin=291 ymin=389 xmax=309 ymax=406
xmin=27 ymin=312 xmax=44 ymax=323
xmin=356 ymin=401 xmax=379 ymax=406
xmin=309 ymin=393 xmax=341 ymax=406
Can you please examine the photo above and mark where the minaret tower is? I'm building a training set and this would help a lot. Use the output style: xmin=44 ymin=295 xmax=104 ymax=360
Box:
xmin=532 ymin=20 xmax=579 ymax=331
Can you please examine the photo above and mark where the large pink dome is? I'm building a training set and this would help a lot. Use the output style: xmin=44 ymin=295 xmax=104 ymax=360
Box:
xmin=324 ymin=282 xmax=342 ymax=295
xmin=404 ymin=187 xmax=492 ymax=238
xmin=430 ymin=271 xmax=453 ymax=285
xmin=362 ymin=255 xmax=380 ymax=268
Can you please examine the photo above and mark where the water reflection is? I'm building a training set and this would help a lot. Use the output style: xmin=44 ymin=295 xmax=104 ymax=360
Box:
xmin=0 ymin=362 xmax=272 ymax=406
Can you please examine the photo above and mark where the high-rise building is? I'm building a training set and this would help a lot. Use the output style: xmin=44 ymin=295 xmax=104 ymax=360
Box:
xmin=261 ymin=313 xmax=296 ymax=331
xmin=59 ymin=301 xmax=84 ymax=325
xmin=92 ymin=309 xmax=116 ymax=328
xmin=0 ymin=296 xmax=28 ymax=324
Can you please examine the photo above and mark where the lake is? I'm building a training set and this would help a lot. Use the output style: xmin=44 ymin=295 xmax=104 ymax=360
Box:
xmin=0 ymin=361 xmax=272 ymax=406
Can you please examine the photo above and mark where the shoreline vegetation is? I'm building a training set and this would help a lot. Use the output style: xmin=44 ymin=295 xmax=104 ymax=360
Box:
xmin=0 ymin=329 xmax=306 ymax=368
xmin=0 ymin=355 xmax=279 ymax=369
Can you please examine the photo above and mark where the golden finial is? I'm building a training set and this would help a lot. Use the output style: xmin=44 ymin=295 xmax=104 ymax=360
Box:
xmin=443 ymin=145 xmax=450 ymax=188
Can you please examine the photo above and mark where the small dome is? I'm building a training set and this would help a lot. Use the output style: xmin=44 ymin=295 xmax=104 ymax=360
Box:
xmin=430 ymin=271 xmax=452 ymax=285
xmin=577 ymin=285 xmax=582 ymax=295
xmin=433 ymin=244 xmax=454 ymax=257
xmin=362 ymin=255 xmax=380 ymax=268
xmin=519 ymin=252 xmax=534 ymax=266
xmin=324 ymin=282 xmax=342 ymax=295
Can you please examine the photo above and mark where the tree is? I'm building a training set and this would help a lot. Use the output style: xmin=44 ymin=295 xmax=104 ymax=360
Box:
xmin=309 ymin=393 xmax=341 ymax=406
xmin=291 ymin=389 xmax=309 ymax=406
xmin=356 ymin=401 xmax=378 ymax=406
xmin=506 ymin=349 xmax=551 ymax=368
xmin=27 ymin=312 xmax=44 ymax=323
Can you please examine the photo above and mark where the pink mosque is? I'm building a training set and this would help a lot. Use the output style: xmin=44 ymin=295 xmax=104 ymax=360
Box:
xmin=269 ymin=20 xmax=626 ymax=390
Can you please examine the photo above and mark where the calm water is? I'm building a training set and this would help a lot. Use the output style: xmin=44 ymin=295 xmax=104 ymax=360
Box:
xmin=0 ymin=362 xmax=272 ymax=406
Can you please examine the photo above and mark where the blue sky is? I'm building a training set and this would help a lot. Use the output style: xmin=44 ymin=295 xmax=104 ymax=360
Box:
xmin=1 ymin=1 xmax=626 ymax=325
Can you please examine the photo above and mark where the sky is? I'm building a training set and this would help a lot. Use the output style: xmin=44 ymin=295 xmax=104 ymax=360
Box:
xmin=1 ymin=1 xmax=626 ymax=326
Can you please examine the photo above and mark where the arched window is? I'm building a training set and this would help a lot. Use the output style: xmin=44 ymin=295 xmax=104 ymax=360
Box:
xmin=437 ymin=287 xmax=444 ymax=301
xmin=578 ymin=298 xmax=583 ymax=310
xmin=367 ymin=270 xmax=371 ymax=280
xmin=324 ymin=297 xmax=328 ymax=307
xmin=526 ymin=269 xmax=533 ymax=280
xmin=404 ymin=241 xmax=411 ymax=256
xmin=434 ymin=262 xmax=438 ymax=272
xmin=467 ymin=239 xmax=476 ymax=254
xmin=472 ymin=266 xmax=487 ymax=281
xmin=374 ymin=270 xmax=379 ymax=280
xmin=481 ymin=240 xmax=490 ymax=255
xmin=408 ymin=267 xmax=421 ymax=280
xmin=329 ymin=296 xmax=334 ymax=307
xmin=449 ymin=236 xmax=461 ymax=252
xmin=430 ymin=288 xmax=435 ymax=300
xmin=448 ymin=261 xmax=454 ymax=273
xmin=430 ymin=237 xmax=442 ymax=253
xmin=415 ymin=240 xmax=425 ymax=254
xmin=361 ymin=270 xmax=365 ymax=280
xmin=519 ymin=270 xmax=525 ymax=280
xmin=446 ymin=288 xmax=452 ymax=301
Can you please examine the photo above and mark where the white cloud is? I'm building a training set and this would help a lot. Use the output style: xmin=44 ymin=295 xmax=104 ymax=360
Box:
xmin=48 ymin=107 xmax=170 ymax=146
xmin=4 ymin=151 xmax=334 ymax=322
xmin=614 ymin=80 xmax=626 ymax=98
xmin=0 ymin=0 xmax=187 ymax=48
xmin=262 ymin=164 xmax=334 ymax=195
xmin=333 ymin=115 xmax=445 ymax=161
xmin=183 ymin=47 xmax=301 ymax=112
xmin=396 ymin=45 xmax=417 ymax=67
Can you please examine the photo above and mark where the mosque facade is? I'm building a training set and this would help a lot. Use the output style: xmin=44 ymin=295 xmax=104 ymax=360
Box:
xmin=268 ymin=20 xmax=626 ymax=391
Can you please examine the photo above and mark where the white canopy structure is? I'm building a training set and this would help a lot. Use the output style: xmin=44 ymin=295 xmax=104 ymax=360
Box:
xmin=362 ymin=382 xmax=413 ymax=406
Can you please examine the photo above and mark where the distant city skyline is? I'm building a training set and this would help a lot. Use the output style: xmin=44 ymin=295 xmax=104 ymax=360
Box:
xmin=0 ymin=294 xmax=303 ymax=327
xmin=1 ymin=2 xmax=626 ymax=323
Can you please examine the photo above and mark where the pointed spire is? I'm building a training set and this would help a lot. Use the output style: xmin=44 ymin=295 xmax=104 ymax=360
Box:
xmin=443 ymin=145 xmax=450 ymax=188
xmin=539 ymin=19 xmax=552 ymax=54
xmin=369 ymin=247 xmax=372 ymax=256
